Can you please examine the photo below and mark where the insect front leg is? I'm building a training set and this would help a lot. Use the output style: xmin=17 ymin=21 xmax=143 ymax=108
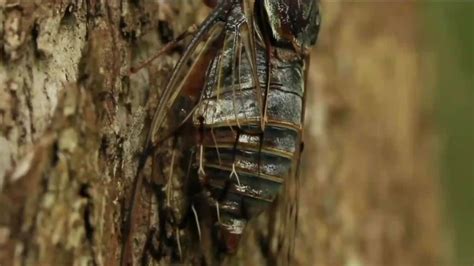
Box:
xmin=129 ymin=25 xmax=198 ymax=74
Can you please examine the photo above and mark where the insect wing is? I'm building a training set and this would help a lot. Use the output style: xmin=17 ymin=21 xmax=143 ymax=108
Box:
xmin=120 ymin=4 xmax=230 ymax=265
xmin=147 ymin=21 xmax=226 ymax=146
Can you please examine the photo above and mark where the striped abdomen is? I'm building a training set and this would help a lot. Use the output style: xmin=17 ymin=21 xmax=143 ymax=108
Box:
xmin=193 ymin=29 xmax=306 ymax=251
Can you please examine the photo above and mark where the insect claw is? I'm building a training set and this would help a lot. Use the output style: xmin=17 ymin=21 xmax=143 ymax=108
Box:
xmin=191 ymin=204 xmax=202 ymax=241
xmin=198 ymin=166 xmax=206 ymax=176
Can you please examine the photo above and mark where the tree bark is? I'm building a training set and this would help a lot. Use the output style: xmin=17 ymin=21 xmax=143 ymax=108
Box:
xmin=0 ymin=1 xmax=445 ymax=266
xmin=0 ymin=1 xmax=205 ymax=264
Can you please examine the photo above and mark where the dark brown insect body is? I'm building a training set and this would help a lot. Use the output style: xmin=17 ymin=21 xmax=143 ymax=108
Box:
xmin=121 ymin=0 xmax=320 ymax=264
xmin=193 ymin=0 xmax=320 ymax=252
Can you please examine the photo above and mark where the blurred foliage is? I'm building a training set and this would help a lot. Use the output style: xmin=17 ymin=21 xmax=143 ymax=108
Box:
xmin=425 ymin=2 xmax=474 ymax=265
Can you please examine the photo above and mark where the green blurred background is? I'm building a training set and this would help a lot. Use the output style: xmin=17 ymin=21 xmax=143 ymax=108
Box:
xmin=427 ymin=2 xmax=474 ymax=265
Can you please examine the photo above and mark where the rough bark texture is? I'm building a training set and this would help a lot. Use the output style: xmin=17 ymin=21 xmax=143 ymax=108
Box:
xmin=0 ymin=1 xmax=445 ymax=266
xmin=0 ymin=1 xmax=205 ymax=264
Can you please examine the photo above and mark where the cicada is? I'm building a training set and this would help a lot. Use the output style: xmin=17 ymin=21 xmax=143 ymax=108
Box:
xmin=121 ymin=0 xmax=321 ymax=264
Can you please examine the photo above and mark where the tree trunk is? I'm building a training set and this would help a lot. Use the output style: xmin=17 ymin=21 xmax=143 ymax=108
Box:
xmin=0 ymin=1 xmax=205 ymax=264
xmin=0 ymin=1 xmax=445 ymax=266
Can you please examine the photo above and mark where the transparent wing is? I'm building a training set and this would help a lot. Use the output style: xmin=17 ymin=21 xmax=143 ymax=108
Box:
xmin=194 ymin=16 xmax=266 ymax=131
xmin=147 ymin=12 xmax=227 ymax=146
xmin=120 ymin=3 xmax=230 ymax=265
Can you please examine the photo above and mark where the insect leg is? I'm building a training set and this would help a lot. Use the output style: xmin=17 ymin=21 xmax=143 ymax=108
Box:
xmin=191 ymin=204 xmax=202 ymax=241
xmin=176 ymin=228 xmax=183 ymax=259
xmin=229 ymin=130 xmax=242 ymax=187
xmin=130 ymin=26 xmax=197 ymax=74
xmin=120 ymin=146 xmax=153 ymax=266
xmin=210 ymin=128 xmax=222 ymax=165
xmin=165 ymin=142 xmax=177 ymax=206
xmin=182 ymin=141 xmax=203 ymax=242
xmin=198 ymin=144 xmax=206 ymax=177
xmin=215 ymin=201 xmax=222 ymax=223
xmin=229 ymin=161 xmax=242 ymax=187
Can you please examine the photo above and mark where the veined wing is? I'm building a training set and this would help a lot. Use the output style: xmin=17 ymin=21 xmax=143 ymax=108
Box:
xmin=120 ymin=2 xmax=232 ymax=265
xmin=194 ymin=2 xmax=266 ymax=132
xmin=147 ymin=3 xmax=230 ymax=146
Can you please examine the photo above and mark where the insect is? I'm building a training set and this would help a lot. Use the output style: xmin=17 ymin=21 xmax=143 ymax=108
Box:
xmin=121 ymin=0 xmax=321 ymax=264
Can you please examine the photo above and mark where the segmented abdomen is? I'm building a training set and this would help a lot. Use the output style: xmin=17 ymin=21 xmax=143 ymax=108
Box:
xmin=193 ymin=30 xmax=306 ymax=250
